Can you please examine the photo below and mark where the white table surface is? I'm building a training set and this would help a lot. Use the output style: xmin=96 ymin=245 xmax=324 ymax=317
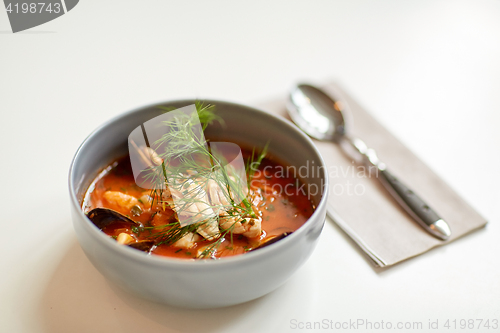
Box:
xmin=1 ymin=1 xmax=499 ymax=332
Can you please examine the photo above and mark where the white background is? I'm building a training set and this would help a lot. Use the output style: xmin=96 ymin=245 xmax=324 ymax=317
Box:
xmin=1 ymin=1 xmax=499 ymax=332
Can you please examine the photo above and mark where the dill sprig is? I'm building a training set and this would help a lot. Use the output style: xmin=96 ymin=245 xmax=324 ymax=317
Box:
xmin=246 ymin=141 xmax=269 ymax=188
xmin=134 ymin=102 xmax=267 ymax=254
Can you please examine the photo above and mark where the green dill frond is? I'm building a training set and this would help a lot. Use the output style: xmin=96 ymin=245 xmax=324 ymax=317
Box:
xmin=157 ymin=106 xmax=178 ymax=113
xmin=246 ymin=141 xmax=269 ymax=186
xmin=135 ymin=102 xmax=262 ymax=255
xmin=195 ymin=101 xmax=223 ymax=130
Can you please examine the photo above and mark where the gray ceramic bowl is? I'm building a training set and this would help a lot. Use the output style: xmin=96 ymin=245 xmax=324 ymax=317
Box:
xmin=69 ymin=100 xmax=328 ymax=309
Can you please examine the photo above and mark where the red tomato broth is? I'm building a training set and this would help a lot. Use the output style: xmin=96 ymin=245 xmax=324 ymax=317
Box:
xmin=82 ymin=149 xmax=315 ymax=259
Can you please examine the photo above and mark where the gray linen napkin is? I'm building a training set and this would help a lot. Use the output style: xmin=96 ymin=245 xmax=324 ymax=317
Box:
xmin=257 ymin=82 xmax=487 ymax=267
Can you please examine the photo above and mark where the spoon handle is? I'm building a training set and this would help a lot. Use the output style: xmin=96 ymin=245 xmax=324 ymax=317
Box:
xmin=377 ymin=168 xmax=451 ymax=240
xmin=343 ymin=137 xmax=451 ymax=240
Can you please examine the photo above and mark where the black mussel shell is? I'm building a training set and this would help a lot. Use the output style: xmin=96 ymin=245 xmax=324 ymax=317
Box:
xmin=128 ymin=240 xmax=155 ymax=253
xmin=86 ymin=208 xmax=142 ymax=230
xmin=251 ymin=232 xmax=293 ymax=251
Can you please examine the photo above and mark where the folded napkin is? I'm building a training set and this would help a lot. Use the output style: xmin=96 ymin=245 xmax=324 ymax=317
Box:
xmin=258 ymin=82 xmax=487 ymax=267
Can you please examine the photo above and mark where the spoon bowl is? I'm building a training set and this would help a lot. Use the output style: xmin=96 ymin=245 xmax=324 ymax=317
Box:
xmin=288 ymin=84 xmax=346 ymax=142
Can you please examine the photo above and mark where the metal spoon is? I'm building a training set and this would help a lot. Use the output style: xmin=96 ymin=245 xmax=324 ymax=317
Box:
xmin=287 ymin=83 xmax=451 ymax=240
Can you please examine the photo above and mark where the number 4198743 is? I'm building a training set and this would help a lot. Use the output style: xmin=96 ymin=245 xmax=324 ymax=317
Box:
xmin=444 ymin=319 xmax=498 ymax=330
xmin=6 ymin=3 xmax=62 ymax=14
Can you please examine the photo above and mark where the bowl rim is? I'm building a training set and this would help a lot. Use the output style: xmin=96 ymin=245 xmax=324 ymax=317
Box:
xmin=68 ymin=98 xmax=329 ymax=268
